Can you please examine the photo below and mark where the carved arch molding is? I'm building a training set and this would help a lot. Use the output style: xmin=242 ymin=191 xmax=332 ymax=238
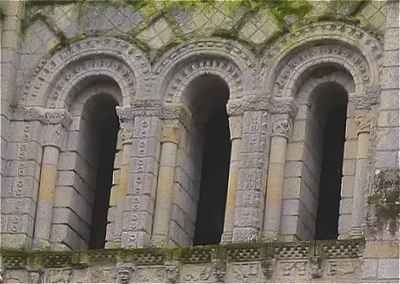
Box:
xmin=19 ymin=21 xmax=382 ymax=109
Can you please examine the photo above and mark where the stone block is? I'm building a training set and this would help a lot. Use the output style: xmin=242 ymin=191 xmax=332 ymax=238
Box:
xmin=284 ymin=161 xmax=303 ymax=178
xmin=57 ymin=170 xmax=94 ymax=202
xmin=122 ymin=211 xmax=153 ymax=233
xmin=6 ymin=141 xmax=42 ymax=162
xmin=286 ymin=142 xmax=304 ymax=161
xmin=342 ymin=159 xmax=356 ymax=176
xmin=376 ymin=127 xmax=399 ymax=150
xmin=378 ymin=110 xmax=399 ymax=128
xmin=384 ymin=27 xmax=400 ymax=51
xmin=382 ymin=66 xmax=400 ymax=89
xmin=362 ymin=258 xmax=378 ymax=279
xmin=132 ymin=137 xmax=160 ymax=158
xmin=0 ymin=233 xmax=31 ymax=249
xmin=280 ymin=215 xmax=299 ymax=235
xmin=8 ymin=121 xmax=42 ymax=143
xmin=340 ymin=175 xmax=354 ymax=197
xmin=130 ymin=157 xmax=159 ymax=175
xmin=291 ymin=120 xmax=306 ymax=142
xmin=124 ymin=195 xmax=154 ymax=214
xmin=282 ymin=199 xmax=300 ymax=216
xmin=54 ymin=186 xmax=93 ymax=224
xmin=375 ymin=150 xmax=399 ymax=169
xmin=344 ymin=140 xmax=358 ymax=159
xmin=52 ymin=207 xmax=90 ymax=242
xmin=51 ymin=224 xmax=87 ymax=250
xmin=133 ymin=117 xmax=161 ymax=139
xmin=365 ymin=241 xmax=400 ymax=258
xmin=283 ymin=177 xmax=301 ymax=199
xmin=339 ymin=197 xmax=353 ymax=214
xmin=127 ymin=173 xmax=157 ymax=197
xmin=1 ymin=214 xmax=34 ymax=236
xmin=380 ymin=89 xmax=400 ymax=110
xmin=383 ymin=49 xmax=400 ymax=67
xmin=4 ymin=160 xmax=41 ymax=180
xmin=377 ymin=258 xmax=399 ymax=279
xmin=2 ymin=176 xmax=39 ymax=199
xmin=2 ymin=197 xmax=35 ymax=216
xmin=338 ymin=212 xmax=352 ymax=235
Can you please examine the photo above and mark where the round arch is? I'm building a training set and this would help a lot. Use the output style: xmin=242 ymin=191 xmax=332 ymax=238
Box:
xmin=261 ymin=21 xmax=382 ymax=98
xmin=21 ymin=37 xmax=151 ymax=108
xmin=153 ymin=38 xmax=257 ymax=103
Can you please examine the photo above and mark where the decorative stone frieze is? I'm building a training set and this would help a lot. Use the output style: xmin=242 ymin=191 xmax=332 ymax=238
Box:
xmin=13 ymin=106 xmax=72 ymax=127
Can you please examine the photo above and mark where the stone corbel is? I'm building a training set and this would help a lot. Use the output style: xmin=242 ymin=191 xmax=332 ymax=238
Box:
xmin=116 ymin=263 xmax=135 ymax=284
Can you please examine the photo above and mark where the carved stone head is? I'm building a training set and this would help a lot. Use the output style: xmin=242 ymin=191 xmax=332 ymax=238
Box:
xmin=117 ymin=264 xmax=134 ymax=284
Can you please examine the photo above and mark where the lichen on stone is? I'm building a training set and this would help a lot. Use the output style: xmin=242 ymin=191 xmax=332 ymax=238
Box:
xmin=368 ymin=169 xmax=400 ymax=234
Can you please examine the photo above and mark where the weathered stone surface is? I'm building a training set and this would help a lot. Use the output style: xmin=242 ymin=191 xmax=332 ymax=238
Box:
xmin=1 ymin=0 xmax=398 ymax=282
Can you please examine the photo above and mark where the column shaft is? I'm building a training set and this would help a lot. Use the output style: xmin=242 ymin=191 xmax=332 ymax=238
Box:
xmin=33 ymin=146 xmax=60 ymax=247
xmin=351 ymin=131 xmax=370 ymax=237
xmin=152 ymin=127 xmax=179 ymax=245
xmin=221 ymin=136 xmax=241 ymax=242
xmin=263 ymin=135 xmax=288 ymax=240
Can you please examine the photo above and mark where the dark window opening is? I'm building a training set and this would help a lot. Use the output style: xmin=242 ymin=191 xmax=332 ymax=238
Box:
xmin=188 ymin=74 xmax=231 ymax=246
xmin=85 ymin=94 xmax=119 ymax=249
xmin=313 ymin=84 xmax=348 ymax=240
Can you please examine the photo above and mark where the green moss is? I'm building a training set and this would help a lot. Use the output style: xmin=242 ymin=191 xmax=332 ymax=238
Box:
xmin=266 ymin=0 xmax=312 ymax=27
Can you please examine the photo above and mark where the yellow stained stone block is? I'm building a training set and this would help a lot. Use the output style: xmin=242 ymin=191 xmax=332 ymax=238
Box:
xmin=38 ymin=165 xmax=57 ymax=202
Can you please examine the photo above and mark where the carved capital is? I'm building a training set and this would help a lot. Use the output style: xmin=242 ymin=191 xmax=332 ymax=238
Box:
xmin=161 ymin=121 xmax=181 ymax=144
xmin=162 ymin=104 xmax=191 ymax=129
xmin=354 ymin=112 xmax=373 ymax=134
xmin=120 ymin=127 xmax=133 ymax=145
xmin=43 ymin=123 xmax=66 ymax=148
xmin=272 ymin=117 xmax=293 ymax=138
xmin=351 ymin=91 xmax=379 ymax=110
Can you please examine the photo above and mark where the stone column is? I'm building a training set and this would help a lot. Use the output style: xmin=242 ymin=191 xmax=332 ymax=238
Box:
xmin=118 ymin=100 xmax=162 ymax=248
xmin=351 ymin=111 xmax=372 ymax=237
xmin=33 ymin=111 xmax=70 ymax=248
xmin=221 ymin=115 xmax=242 ymax=243
xmin=231 ymin=95 xmax=271 ymax=242
xmin=106 ymin=122 xmax=133 ymax=248
xmin=263 ymin=116 xmax=292 ymax=240
xmin=151 ymin=121 xmax=180 ymax=245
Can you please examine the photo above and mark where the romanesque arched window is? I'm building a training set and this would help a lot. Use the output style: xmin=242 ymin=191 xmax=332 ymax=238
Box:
xmin=169 ymin=74 xmax=231 ymax=245
xmin=52 ymin=80 xmax=120 ymax=249
xmin=308 ymin=82 xmax=348 ymax=240
xmin=281 ymin=67 xmax=355 ymax=241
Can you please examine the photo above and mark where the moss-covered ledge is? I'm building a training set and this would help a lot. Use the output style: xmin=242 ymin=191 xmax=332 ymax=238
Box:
xmin=0 ymin=239 xmax=365 ymax=270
